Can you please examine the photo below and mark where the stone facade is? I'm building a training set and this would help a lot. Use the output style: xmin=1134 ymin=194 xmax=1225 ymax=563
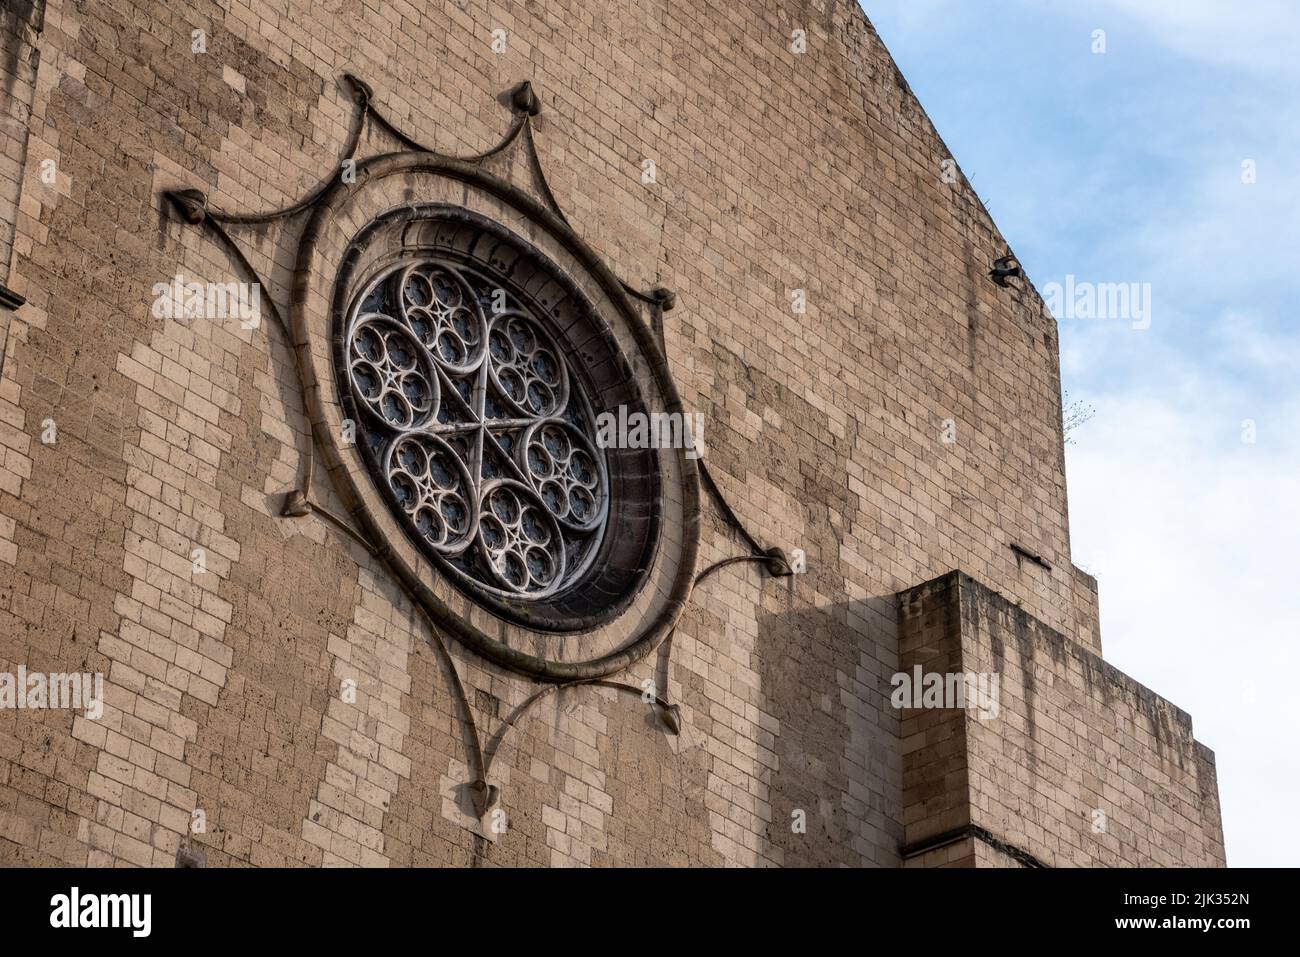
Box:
xmin=899 ymin=572 xmax=1224 ymax=867
xmin=0 ymin=0 xmax=1223 ymax=868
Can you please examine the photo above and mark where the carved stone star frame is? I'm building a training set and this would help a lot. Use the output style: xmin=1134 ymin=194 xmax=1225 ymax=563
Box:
xmin=164 ymin=76 xmax=789 ymax=818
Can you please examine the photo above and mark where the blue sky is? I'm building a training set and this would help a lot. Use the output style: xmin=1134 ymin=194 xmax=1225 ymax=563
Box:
xmin=864 ymin=0 xmax=1300 ymax=867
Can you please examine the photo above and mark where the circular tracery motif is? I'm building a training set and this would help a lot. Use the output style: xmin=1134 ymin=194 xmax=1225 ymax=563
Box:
xmin=383 ymin=434 xmax=477 ymax=554
xmin=348 ymin=317 xmax=437 ymax=429
xmin=345 ymin=259 xmax=609 ymax=599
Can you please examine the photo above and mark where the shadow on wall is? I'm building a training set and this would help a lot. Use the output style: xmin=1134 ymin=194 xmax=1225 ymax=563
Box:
xmin=756 ymin=592 xmax=903 ymax=867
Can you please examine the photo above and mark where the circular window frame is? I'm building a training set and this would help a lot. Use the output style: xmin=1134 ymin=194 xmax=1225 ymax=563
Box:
xmin=330 ymin=207 xmax=659 ymax=631
xmin=289 ymin=150 xmax=699 ymax=681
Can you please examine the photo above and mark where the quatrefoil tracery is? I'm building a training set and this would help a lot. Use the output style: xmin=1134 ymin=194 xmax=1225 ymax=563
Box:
xmin=346 ymin=259 xmax=609 ymax=599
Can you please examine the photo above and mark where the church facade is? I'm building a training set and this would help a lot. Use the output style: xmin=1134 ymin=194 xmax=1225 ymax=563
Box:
xmin=0 ymin=0 xmax=1224 ymax=867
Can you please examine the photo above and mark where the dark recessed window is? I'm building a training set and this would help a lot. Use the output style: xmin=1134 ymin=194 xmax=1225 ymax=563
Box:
xmin=344 ymin=256 xmax=611 ymax=601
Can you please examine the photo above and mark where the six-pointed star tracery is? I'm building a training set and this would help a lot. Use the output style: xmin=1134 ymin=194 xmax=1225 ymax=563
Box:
xmin=345 ymin=260 xmax=609 ymax=599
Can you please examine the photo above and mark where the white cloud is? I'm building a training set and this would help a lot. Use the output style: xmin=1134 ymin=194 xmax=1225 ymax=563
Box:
xmin=1212 ymin=309 xmax=1300 ymax=375
xmin=1089 ymin=0 xmax=1300 ymax=75
xmin=1066 ymin=384 xmax=1300 ymax=866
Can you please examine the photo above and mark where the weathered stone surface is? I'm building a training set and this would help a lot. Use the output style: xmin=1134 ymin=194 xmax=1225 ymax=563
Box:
xmin=0 ymin=0 xmax=1222 ymax=868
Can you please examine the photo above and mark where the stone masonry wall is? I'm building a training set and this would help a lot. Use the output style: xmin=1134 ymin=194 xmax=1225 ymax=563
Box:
xmin=1 ymin=1 xmax=43 ymax=292
xmin=0 ymin=0 xmax=1213 ymax=867
xmin=899 ymin=572 xmax=1224 ymax=867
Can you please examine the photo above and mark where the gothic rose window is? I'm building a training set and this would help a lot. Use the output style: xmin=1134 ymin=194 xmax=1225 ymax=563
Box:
xmin=343 ymin=259 xmax=609 ymax=600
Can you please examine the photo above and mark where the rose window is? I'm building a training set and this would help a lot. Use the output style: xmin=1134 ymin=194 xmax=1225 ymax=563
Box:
xmin=343 ymin=260 xmax=609 ymax=599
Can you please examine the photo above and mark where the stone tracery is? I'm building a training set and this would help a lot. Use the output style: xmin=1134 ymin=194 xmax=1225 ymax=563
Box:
xmin=343 ymin=259 xmax=609 ymax=599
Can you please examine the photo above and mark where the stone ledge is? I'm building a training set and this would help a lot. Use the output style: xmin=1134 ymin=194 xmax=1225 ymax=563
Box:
xmin=897 ymin=569 xmax=1224 ymax=867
